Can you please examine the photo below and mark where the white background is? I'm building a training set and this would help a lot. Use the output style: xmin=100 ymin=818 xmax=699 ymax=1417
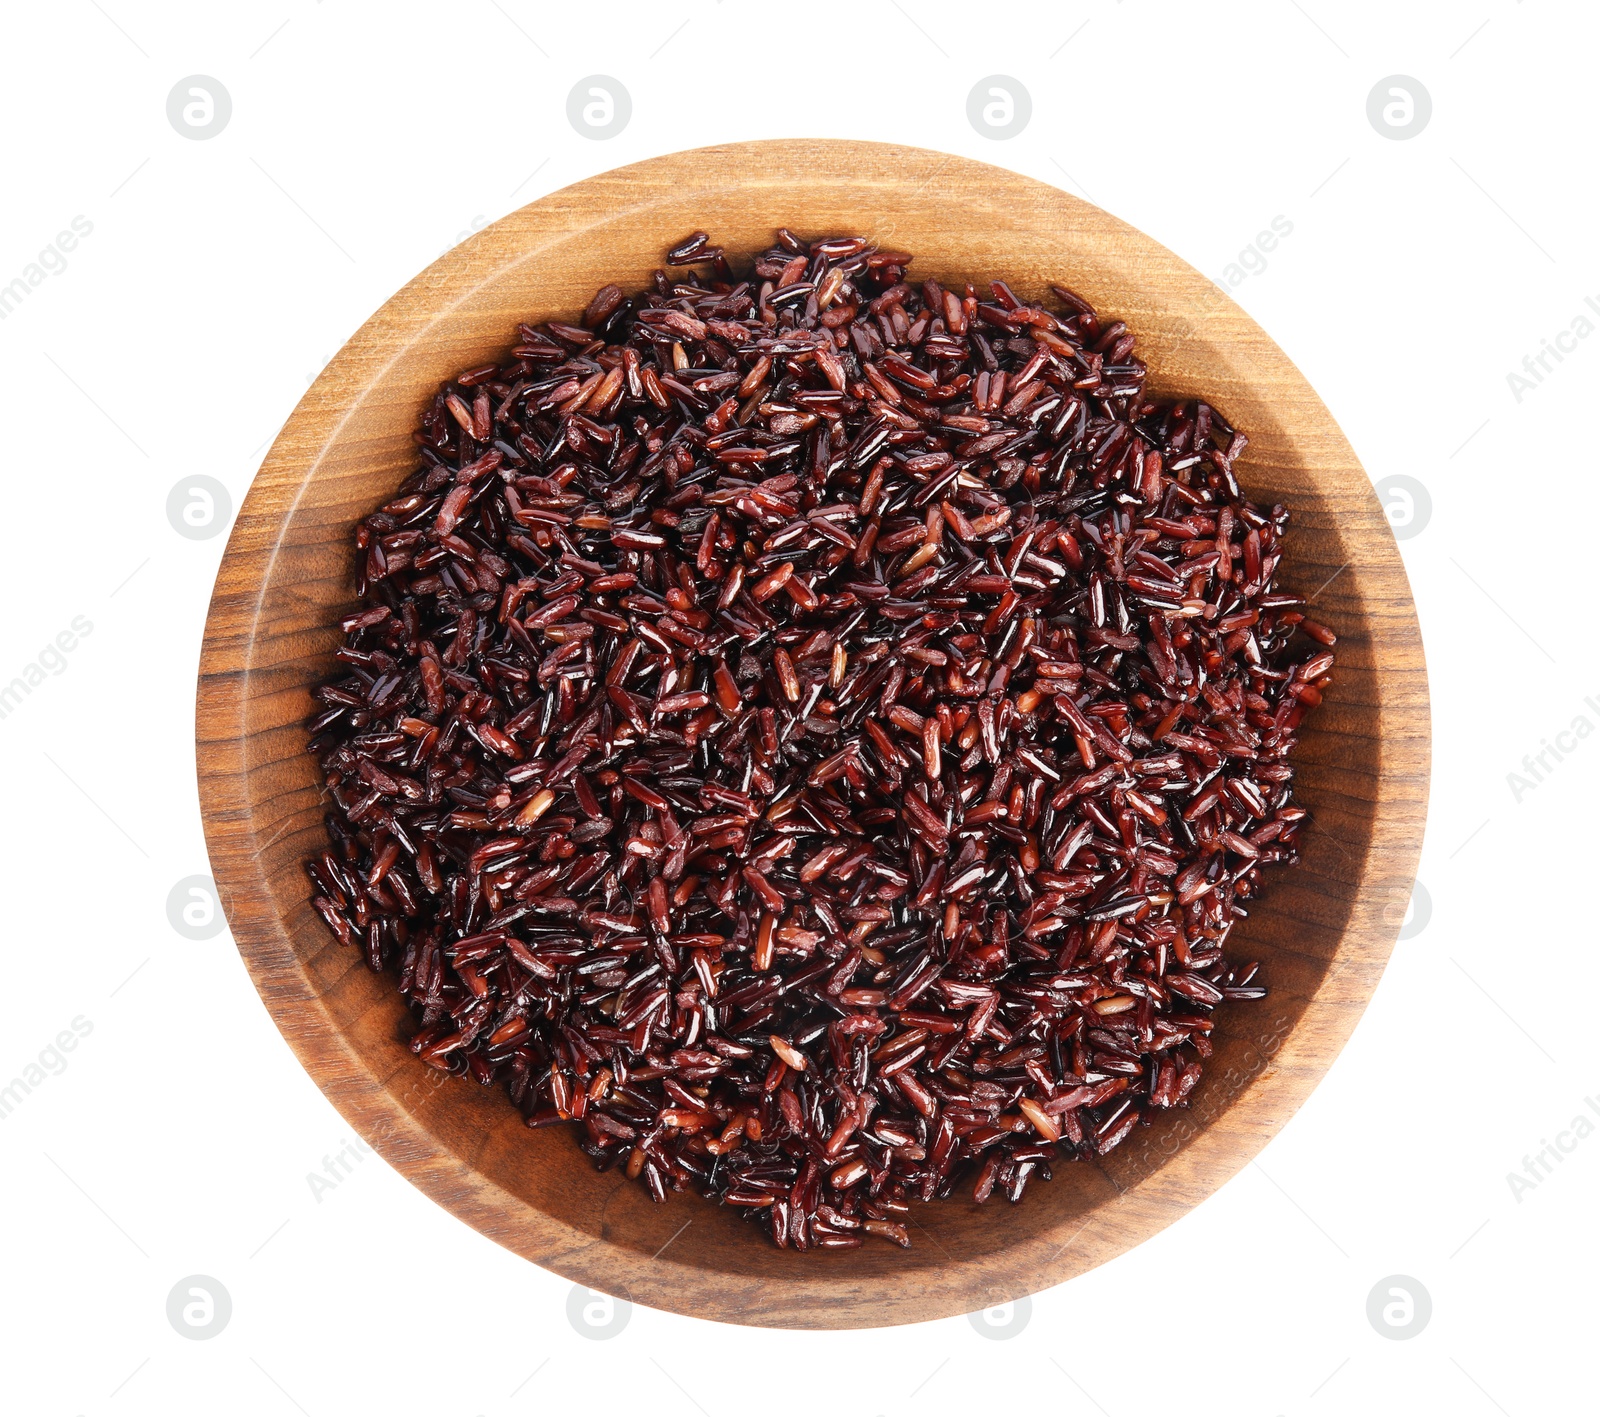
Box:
xmin=1 ymin=2 xmax=1594 ymax=1413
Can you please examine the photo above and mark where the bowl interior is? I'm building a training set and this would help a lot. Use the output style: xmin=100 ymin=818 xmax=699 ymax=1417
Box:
xmin=198 ymin=140 xmax=1428 ymax=1328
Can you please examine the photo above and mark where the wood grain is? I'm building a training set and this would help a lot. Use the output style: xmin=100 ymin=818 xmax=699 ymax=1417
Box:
xmin=196 ymin=140 xmax=1429 ymax=1328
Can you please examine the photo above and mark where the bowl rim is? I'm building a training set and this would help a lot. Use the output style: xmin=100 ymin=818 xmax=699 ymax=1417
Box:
xmin=197 ymin=138 xmax=1430 ymax=1328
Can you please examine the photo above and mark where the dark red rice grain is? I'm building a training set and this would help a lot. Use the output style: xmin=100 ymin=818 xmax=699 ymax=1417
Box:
xmin=307 ymin=231 xmax=1335 ymax=1251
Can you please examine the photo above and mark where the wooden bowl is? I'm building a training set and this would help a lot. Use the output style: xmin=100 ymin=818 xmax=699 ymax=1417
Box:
xmin=197 ymin=139 xmax=1428 ymax=1328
